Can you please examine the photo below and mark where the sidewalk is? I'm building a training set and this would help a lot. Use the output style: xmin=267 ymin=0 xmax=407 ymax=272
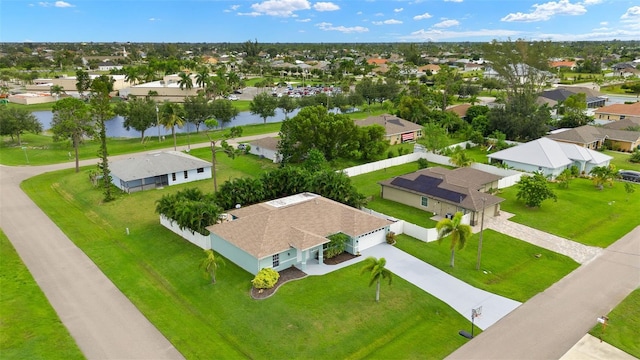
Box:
xmin=305 ymin=243 xmax=522 ymax=330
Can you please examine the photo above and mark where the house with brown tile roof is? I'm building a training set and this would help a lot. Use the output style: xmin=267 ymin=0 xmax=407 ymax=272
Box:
xmin=379 ymin=167 xmax=504 ymax=226
xmin=446 ymin=104 xmax=472 ymax=119
xmin=549 ymin=60 xmax=577 ymax=70
xmin=355 ymin=114 xmax=423 ymax=145
xmin=545 ymin=125 xmax=640 ymax=152
xmin=594 ymin=102 xmax=640 ymax=122
xmin=206 ymin=193 xmax=392 ymax=275
xmin=418 ymin=64 xmax=441 ymax=74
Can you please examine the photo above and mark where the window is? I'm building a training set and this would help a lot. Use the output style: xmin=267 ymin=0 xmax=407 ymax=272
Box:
xmin=197 ymin=168 xmax=204 ymax=173
xmin=421 ymin=196 xmax=428 ymax=207
xmin=272 ymin=254 xmax=280 ymax=267
xmin=171 ymin=173 xmax=176 ymax=181
xmin=184 ymin=171 xmax=188 ymax=179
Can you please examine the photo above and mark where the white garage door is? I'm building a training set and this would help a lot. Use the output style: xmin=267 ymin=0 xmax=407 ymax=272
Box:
xmin=357 ymin=230 xmax=386 ymax=251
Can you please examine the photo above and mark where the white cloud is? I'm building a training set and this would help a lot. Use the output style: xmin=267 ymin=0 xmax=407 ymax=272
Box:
xmin=314 ymin=2 xmax=339 ymax=11
xmin=444 ymin=0 xmax=463 ymax=2
xmin=432 ymin=19 xmax=459 ymax=28
xmin=231 ymin=5 xmax=240 ymax=10
xmin=55 ymin=1 xmax=73 ymax=7
xmin=148 ymin=17 xmax=159 ymax=21
xmin=251 ymin=0 xmax=310 ymax=17
xmin=621 ymin=6 xmax=640 ymax=20
xmin=356 ymin=11 xmax=362 ymax=15
xmin=402 ymin=28 xmax=519 ymax=41
xmin=501 ymin=0 xmax=587 ymax=22
xmin=372 ymin=19 xmax=403 ymax=25
xmin=581 ymin=0 xmax=602 ymax=4
xmin=316 ymin=22 xmax=369 ymax=33
xmin=394 ymin=8 xmax=403 ymax=13
xmin=238 ymin=11 xmax=263 ymax=17
xmin=374 ymin=12 xmax=384 ymax=16
xmin=599 ymin=21 xmax=608 ymax=26
xmin=296 ymin=18 xmax=311 ymax=22
xmin=413 ymin=12 xmax=432 ymax=20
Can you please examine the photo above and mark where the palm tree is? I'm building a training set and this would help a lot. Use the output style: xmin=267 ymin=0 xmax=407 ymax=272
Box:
xmin=360 ymin=257 xmax=393 ymax=302
xmin=195 ymin=68 xmax=210 ymax=93
xmin=177 ymin=72 xmax=193 ymax=90
xmin=589 ymin=165 xmax=618 ymax=190
xmin=124 ymin=66 xmax=141 ymax=85
xmin=449 ymin=149 xmax=473 ymax=167
xmin=49 ymin=84 xmax=65 ymax=100
xmin=436 ymin=211 xmax=472 ymax=267
xmin=159 ymin=102 xmax=185 ymax=150
xmin=201 ymin=249 xmax=225 ymax=284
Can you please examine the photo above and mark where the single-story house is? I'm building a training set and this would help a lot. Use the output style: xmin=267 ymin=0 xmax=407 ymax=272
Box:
xmin=594 ymin=102 xmax=640 ymax=122
xmin=206 ymin=193 xmax=393 ymax=275
xmin=355 ymin=114 xmax=423 ymax=145
xmin=97 ymin=61 xmax=123 ymax=71
xmin=537 ymin=88 xmax=606 ymax=110
xmin=379 ymin=167 xmax=504 ymax=226
xmin=602 ymin=118 xmax=640 ymax=131
xmin=247 ymin=137 xmax=281 ymax=163
xmin=546 ymin=125 xmax=640 ymax=152
xmin=110 ymin=151 xmax=212 ymax=193
xmin=488 ymin=137 xmax=612 ymax=178
xmin=446 ymin=104 xmax=472 ymax=120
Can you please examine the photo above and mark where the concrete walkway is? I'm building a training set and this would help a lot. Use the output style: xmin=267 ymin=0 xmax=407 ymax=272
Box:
xmin=480 ymin=211 xmax=603 ymax=264
xmin=446 ymin=226 xmax=640 ymax=360
xmin=305 ymin=243 xmax=522 ymax=330
xmin=560 ymin=334 xmax=637 ymax=360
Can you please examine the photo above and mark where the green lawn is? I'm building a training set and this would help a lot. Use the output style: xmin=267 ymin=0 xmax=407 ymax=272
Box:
xmin=20 ymin=165 xmax=475 ymax=359
xmin=604 ymin=150 xmax=640 ymax=172
xmin=0 ymin=230 xmax=84 ymax=360
xmin=366 ymin=198 xmax=438 ymax=228
xmin=0 ymin=122 xmax=281 ymax=166
xmin=589 ymin=288 xmax=640 ymax=358
xmin=394 ymin=231 xmax=579 ymax=302
xmin=499 ymin=178 xmax=640 ymax=247
xmin=350 ymin=161 xmax=422 ymax=198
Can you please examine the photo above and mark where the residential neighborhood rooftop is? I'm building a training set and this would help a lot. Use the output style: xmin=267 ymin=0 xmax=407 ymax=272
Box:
xmin=109 ymin=151 xmax=211 ymax=181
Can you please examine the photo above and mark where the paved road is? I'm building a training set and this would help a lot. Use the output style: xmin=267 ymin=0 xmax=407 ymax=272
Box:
xmin=446 ymin=226 xmax=640 ymax=360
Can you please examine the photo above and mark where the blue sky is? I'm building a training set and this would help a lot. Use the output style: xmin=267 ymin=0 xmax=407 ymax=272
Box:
xmin=2 ymin=0 xmax=639 ymax=43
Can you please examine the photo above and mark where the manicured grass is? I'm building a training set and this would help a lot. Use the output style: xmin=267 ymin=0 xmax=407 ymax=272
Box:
xmin=499 ymin=178 xmax=640 ymax=247
xmin=366 ymin=198 xmax=438 ymax=228
xmin=350 ymin=161 xmax=422 ymax=198
xmin=5 ymin=102 xmax=56 ymax=111
xmin=0 ymin=230 xmax=84 ymax=360
xmin=589 ymin=288 xmax=640 ymax=358
xmin=21 ymin=168 xmax=475 ymax=359
xmin=394 ymin=231 xmax=579 ymax=302
xmin=462 ymin=146 xmax=490 ymax=164
xmin=0 ymin=122 xmax=281 ymax=166
xmin=604 ymin=150 xmax=640 ymax=172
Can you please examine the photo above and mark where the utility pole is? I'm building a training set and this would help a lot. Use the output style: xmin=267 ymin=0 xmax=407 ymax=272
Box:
xmin=476 ymin=198 xmax=486 ymax=271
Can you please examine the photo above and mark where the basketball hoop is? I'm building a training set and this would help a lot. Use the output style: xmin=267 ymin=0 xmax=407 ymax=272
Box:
xmin=472 ymin=306 xmax=483 ymax=319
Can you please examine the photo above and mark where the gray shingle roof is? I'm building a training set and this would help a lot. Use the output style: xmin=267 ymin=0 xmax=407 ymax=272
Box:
xmin=110 ymin=151 xmax=211 ymax=181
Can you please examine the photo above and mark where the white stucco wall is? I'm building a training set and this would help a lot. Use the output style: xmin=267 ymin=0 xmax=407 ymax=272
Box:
xmin=167 ymin=167 xmax=212 ymax=186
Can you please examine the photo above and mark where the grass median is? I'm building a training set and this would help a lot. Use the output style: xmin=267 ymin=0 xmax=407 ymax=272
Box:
xmin=0 ymin=230 xmax=84 ymax=360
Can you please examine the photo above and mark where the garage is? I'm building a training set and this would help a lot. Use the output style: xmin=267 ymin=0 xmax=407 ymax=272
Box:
xmin=356 ymin=228 xmax=387 ymax=251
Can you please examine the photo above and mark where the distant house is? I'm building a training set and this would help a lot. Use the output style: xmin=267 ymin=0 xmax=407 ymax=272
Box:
xmin=447 ymin=104 xmax=472 ymax=120
xmin=594 ymin=102 xmax=640 ymax=122
xmin=418 ymin=64 xmax=441 ymax=75
xmin=355 ymin=114 xmax=423 ymax=145
xmin=488 ymin=137 xmax=612 ymax=178
xmin=537 ymin=88 xmax=606 ymax=109
xmin=248 ymin=137 xmax=281 ymax=163
xmin=549 ymin=60 xmax=577 ymax=70
xmin=379 ymin=167 xmax=504 ymax=226
xmin=546 ymin=125 xmax=640 ymax=152
xmin=610 ymin=63 xmax=639 ymax=78
xmin=110 ymin=151 xmax=212 ymax=193
xmin=98 ymin=61 xmax=123 ymax=71
xmin=206 ymin=193 xmax=392 ymax=275
xmin=602 ymin=118 xmax=640 ymax=131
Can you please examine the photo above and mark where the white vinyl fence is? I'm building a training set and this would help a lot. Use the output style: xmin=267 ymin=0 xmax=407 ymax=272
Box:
xmin=160 ymin=215 xmax=211 ymax=249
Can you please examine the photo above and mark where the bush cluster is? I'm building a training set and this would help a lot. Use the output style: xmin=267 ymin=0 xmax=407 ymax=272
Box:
xmin=251 ymin=268 xmax=280 ymax=290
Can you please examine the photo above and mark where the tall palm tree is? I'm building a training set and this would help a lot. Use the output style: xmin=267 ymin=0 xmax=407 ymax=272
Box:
xmin=195 ymin=68 xmax=210 ymax=92
xmin=177 ymin=72 xmax=193 ymax=91
xmin=159 ymin=102 xmax=185 ymax=150
xmin=449 ymin=149 xmax=473 ymax=167
xmin=49 ymin=84 xmax=65 ymax=100
xmin=124 ymin=66 xmax=141 ymax=85
xmin=436 ymin=212 xmax=472 ymax=267
xmin=360 ymin=257 xmax=393 ymax=302
xmin=201 ymin=249 xmax=225 ymax=284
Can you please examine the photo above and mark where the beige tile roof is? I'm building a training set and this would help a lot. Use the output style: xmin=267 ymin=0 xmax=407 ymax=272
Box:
xmin=595 ymin=102 xmax=640 ymax=117
xmin=602 ymin=118 xmax=640 ymax=130
xmin=546 ymin=125 xmax=640 ymax=144
xmin=206 ymin=194 xmax=392 ymax=259
xmin=355 ymin=114 xmax=423 ymax=136
xmin=447 ymin=104 xmax=472 ymax=118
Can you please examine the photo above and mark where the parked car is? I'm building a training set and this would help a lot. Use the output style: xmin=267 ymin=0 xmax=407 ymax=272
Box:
xmin=237 ymin=143 xmax=248 ymax=150
xmin=619 ymin=170 xmax=640 ymax=182
xmin=227 ymin=95 xmax=239 ymax=101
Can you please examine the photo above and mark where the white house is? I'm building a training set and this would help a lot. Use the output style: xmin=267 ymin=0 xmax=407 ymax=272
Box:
xmin=110 ymin=151 xmax=212 ymax=193
xmin=487 ymin=138 xmax=612 ymax=179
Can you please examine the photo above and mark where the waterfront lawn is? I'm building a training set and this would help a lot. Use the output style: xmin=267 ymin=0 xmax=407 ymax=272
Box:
xmin=589 ymin=288 xmax=640 ymax=358
xmin=0 ymin=230 xmax=84 ymax=360
xmin=499 ymin=178 xmax=640 ymax=247
xmin=22 ymin=169 xmax=473 ymax=359
xmin=0 ymin=122 xmax=281 ymax=166
xmin=394 ymin=231 xmax=579 ymax=302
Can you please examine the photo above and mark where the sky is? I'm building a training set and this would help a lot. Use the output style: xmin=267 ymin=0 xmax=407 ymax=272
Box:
xmin=1 ymin=0 xmax=640 ymax=43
